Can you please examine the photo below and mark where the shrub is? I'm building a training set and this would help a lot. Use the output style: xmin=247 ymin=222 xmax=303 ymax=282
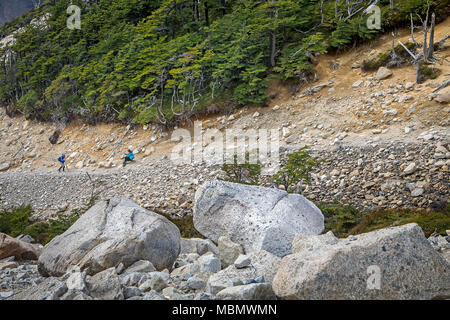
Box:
xmin=0 ymin=197 xmax=97 ymax=245
xmin=21 ymin=222 xmax=51 ymax=245
xmin=318 ymin=201 xmax=450 ymax=238
xmin=350 ymin=205 xmax=450 ymax=237
xmin=417 ymin=64 xmax=440 ymax=83
xmin=273 ymin=146 xmax=322 ymax=193
xmin=159 ymin=212 xmax=205 ymax=239
xmin=395 ymin=42 xmax=418 ymax=58
xmin=318 ymin=202 xmax=363 ymax=238
xmin=221 ymin=153 xmax=262 ymax=186
xmin=17 ymin=90 xmax=39 ymax=118
xmin=0 ymin=205 xmax=32 ymax=237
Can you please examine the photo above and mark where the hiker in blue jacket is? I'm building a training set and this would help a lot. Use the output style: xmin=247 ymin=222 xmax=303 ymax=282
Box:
xmin=123 ymin=149 xmax=135 ymax=167
xmin=58 ymin=154 xmax=66 ymax=172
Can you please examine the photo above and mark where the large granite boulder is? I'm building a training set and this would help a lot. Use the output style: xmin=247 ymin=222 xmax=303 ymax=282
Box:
xmin=193 ymin=180 xmax=324 ymax=257
xmin=0 ymin=232 xmax=42 ymax=261
xmin=272 ymin=224 xmax=450 ymax=300
xmin=38 ymin=198 xmax=181 ymax=277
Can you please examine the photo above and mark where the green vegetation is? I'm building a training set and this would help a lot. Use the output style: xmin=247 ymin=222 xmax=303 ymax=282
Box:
xmin=361 ymin=42 xmax=418 ymax=71
xmin=2 ymin=200 xmax=446 ymax=244
xmin=1 ymin=0 xmax=447 ymax=126
xmin=319 ymin=201 xmax=450 ymax=238
xmin=160 ymin=197 xmax=449 ymax=240
xmin=319 ymin=202 xmax=363 ymax=238
xmin=22 ymin=211 xmax=83 ymax=245
xmin=0 ymin=197 xmax=97 ymax=245
xmin=0 ymin=205 xmax=32 ymax=237
xmin=273 ymin=146 xmax=323 ymax=193
xmin=417 ymin=63 xmax=440 ymax=83
xmin=221 ymin=154 xmax=262 ymax=185
xmin=350 ymin=206 xmax=450 ymax=237
xmin=160 ymin=212 xmax=205 ymax=239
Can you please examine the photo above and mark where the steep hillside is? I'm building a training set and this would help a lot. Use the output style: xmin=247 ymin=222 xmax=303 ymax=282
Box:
xmin=0 ymin=0 xmax=448 ymax=125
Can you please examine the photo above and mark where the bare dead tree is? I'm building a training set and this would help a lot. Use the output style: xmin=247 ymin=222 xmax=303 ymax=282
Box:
xmin=269 ymin=0 xmax=279 ymax=68
xmin=361 ymin=0 xmax=379 ymax=16
xmin=435 ymin=35 xmax=450 ymax=47
xmin=410 ymin=13 xmax=417 ymax=45
xmin=335 ymin=0 xmax=339 ymax=18
xmin=348 ymin=0 xmax=379 ymax=21
xmin=396 ymin=40 xmax=426 ymax=83
xmin=398 ymin=40 xmax=423 ymax=83
xmin=416 ymin=58 xmax=425 ymax=84
xmin=391 ymin=31 xmax=397 ymax=59
xmin=86 ymin=172 xmax=96 ymax=200
xmin=31 ymin=0 xmax=42 ymax=9
xmin=422 ymin=8 xmax=429 ymax=61
xmin=320 ymin=0 xmax=325 ymax=24
xmin=416 ymin=0 xmax=430 ymax=62
xmin=427 ymin=12 xmax=436 ymax=60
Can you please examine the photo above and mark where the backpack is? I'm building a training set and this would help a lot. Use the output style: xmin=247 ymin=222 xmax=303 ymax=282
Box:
xmin=128 ymin=153 xmax=134 ymax=160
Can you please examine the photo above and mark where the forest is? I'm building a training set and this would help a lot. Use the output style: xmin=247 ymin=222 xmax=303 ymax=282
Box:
xmin=0 ymin=0 xmax=448 ymax=126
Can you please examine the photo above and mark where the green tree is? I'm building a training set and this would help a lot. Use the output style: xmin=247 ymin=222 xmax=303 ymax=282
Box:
xmin=221 ymin=154 xmax=262 ymax=185
xmin=17 ymin=89 xmax=39 ymax=117
xmin=273 ymin=146 xmax=322 ymax=193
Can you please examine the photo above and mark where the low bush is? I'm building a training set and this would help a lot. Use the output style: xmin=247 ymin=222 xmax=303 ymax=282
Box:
xmin=318 ymin=201 xmax=450 ymax=238
xmin=417 ymin=64 xmax=440 ymax=83
xmin=221 ymin=153 xmax=262 ymax=186
xmin=273 ymin=146 xmax=323 ymax=193
xmin=361 ymin=51 xmax=392 ymax=72
xmin=159 ymin=212 xmax=205 ymax=239
xmin=0 ymin=205 xmax=33 ymax=237
xmin=350 ymin=205 xmax=450 ymax=237
xmin=0 ymin=197 xmax=97 ymax=245
xmin=318 ymin=202 xmax=363 ymax=238
xmin=25 ymin=211 xmax=84 ymax=245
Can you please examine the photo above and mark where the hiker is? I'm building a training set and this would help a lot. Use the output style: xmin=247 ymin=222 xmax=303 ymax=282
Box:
xmin=123 ymin=149 xmax=135 ymax=167
xmin=58 ymin=154 xmax=66 ymax=172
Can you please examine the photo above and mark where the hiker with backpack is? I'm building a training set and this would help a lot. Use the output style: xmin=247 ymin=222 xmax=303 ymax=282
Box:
xmin=123 ymin=149 xmax=135 ymax=167
xmin=58 ymin=154 xmax=66 ymax=172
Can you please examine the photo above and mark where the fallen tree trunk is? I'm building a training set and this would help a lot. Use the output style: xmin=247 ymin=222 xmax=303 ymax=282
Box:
xmin=432 ymin=80 xmax=450 ymax=93
xmin=398 ymin=40 xmax=417 ymax=60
